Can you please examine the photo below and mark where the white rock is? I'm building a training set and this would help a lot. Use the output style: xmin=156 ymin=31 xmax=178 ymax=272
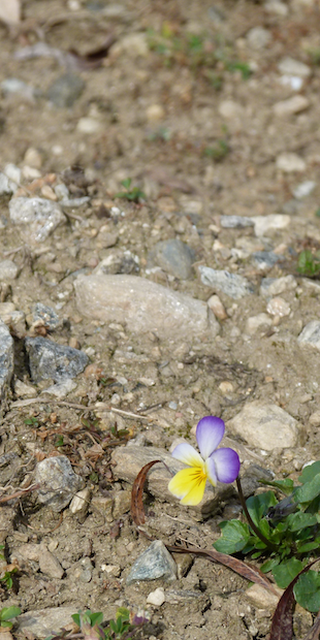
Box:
xmin=147 ymin=587 xmax=165 ymax=606
xmin=111 ymin=33 xmax=148 ymax=58
xmin=276 ymin=153 xmax=306 ymax=173
xmin=4 ymin=163 xmax=21 ymax=188
xmin=260 ymin=275 xmax=297 ymax=297
xmin=264 ymin=0 xmax=288 ymax=15
xmin=22 ymin=166 xmax=42 ymax=180
xmin=9 ymin=197 xmax=66 ymax=243
xmin=292 ymin=180 xmax=316 ymax=199
xmin=74 ymin=274 xmax=219 ymax=341
xmin=24 ymin=147 xmax=42 ymax=168
xmin=218 ymin=100 xmax=244 ymax=120
xmin=278 ymin=57 xmax=311 ymax=78
xmin=298 ymin=321 xmax=320 ymax=350
xmin=245 ymin=313 xmax=273 ymax=335
xmin=227 ymin=401 xmax=302 ymax=450
xmin=146 ymin=104 xmax=165 ymax=122
xmin=273 ymin=95 xmax=309 ymax=117
xmin=246 ymin=584 xmax=283 ymax=609
xmin=252 ymin=214 xmax=290 ymax=237
xmin=266 ymin=297 xmax=291 ymax=317
xmin=77 ymin=117 xmax=103 ymax=134
xmin=199 ymin=267 xmax=254 ymax=299
xmin=279 ymin=75 xmax=303 ymax=91
xmin=207 ymin=294 xmax=228 ymax=320
xmin=14 ymin=379 xmax=37 ymax=398
xmin=41 ymin=379 xmax=77 ymax=398
xmin=246 ymin=27 xmax=272 ymax=50
xmin=0 ymin=259 xmax=19 ymax=280
xmin=69 ymin=487 xmax=91 ymax=516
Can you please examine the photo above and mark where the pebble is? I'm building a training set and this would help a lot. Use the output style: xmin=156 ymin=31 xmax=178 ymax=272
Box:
xmin=279 ymin=75 xmax=303 ymax=91
xmin=245 ymin=313 xmax=273 ymax=335
xmin=39 ymin=549 xmax=64 ymax=579
xmin=0 ymin=172 xmax=17 ymax=195
xmin=126 ymin=541 xmax=177 ymax=584
xmin=273 ymin=95 xmax=309 ymax=117
xmin=147 ymin=587 xmax=166 ymax=606
xmin=198 ymin=266 xmax=254 ymax=299
xmin=24 ymin=147 xmax=42 ymax=168
xmin=41 ymin=379 xmax=77 ymax=398
xmin=60 ymin=195 xmax=90 ymax=208
xmin=41 ymin=185 xmax=57 ymax=200
xmin=207 ymin=294 xmax=228 ymax=320
xmin=298 ymin=320 xmax=320 ymax=350
xmin=16 ymin=606 xmax=77 ymax=638
xmin=1 ymin=77 xmax=38 ymax=101
xmin=111 ymin=33 xmax=148 ymax=58
xmin=276 ymin=153 xmax=306 ymax=173
xmin=0 ymin=259 xmax=19 ymax=280
xmin=146 ymin=104 xmax=165 ymax=123
xmin=218 ymin=100 xmax=244 ymax=120
xmin=227 ymin=401 xmax=303 ymax=450
xmin=74 ymin=557 xmax=93 ymax=583
xmin=0 ymin=319 xmax=14 ymax=416
xmin=264 ymin=0 xmax=288 ymax=15
xmin=25 ymin=336 xmax=89 ymax=383
xmin=9 ymin=197 xmax=66 ymax=244
xmin=309 ymin=411 xmax=320 ymax=426
xmin=46 ymin=73 xmax=85 ymax=108
xmin=32 ymin=303 xmax=60 ymax=329
xmin=4 ymin=163 xmax=21 ymax=187
xmin=292 ymin=180 xmax=316 ymax=199
xmin=252 ymin=251 xmax=281 ymax=270
xmin=77 ymin=117 xmax=104 ymax=134
xmin=147 ymin=239 xmax=195 ymax=279
xmin=74 ymin=274 xmax=219 ymax=341
xmin=69 ymin=487 xmax=91 ymax=518
xmin=278 ymin=57 xmax=311 ymax=78
xmin=260 ymin=275 xmax=297 ymax=297
xmin=35 ymin=455 xmax=83 ymax=512
xmin=266 ymin=296 xmax=291 ymax=317
xmin=246 ymin=27 xmax=272 ymax=50
xmin=14 ymin=379 xmax=37 ymax=398
xmin=245 ymin=584 xmax=282 ymax=609
xmin=220 ymin=215 xmax=254 ymax=229
xmin=251 ymin=214 xmax=290 ymax=237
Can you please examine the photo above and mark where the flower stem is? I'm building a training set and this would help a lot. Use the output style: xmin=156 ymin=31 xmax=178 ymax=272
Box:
xmin=236 ymin=476 xmax=278 ymax=553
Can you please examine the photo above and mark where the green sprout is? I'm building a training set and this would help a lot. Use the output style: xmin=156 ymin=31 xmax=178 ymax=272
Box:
xmin=0 ymin=606 xmax=21 ymax=630
xmin=297 ymin=249 xmax=320 ymax=277
xmin=115 ymin=179 xmax=145 ymax=203
xmin=68 ymin=608 xmax=147 ymax=640
xmin=204 ymin=139 xmax=229 ymax=161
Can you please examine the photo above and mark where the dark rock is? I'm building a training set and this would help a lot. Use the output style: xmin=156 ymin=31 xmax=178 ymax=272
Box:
xmin=148 ymin=238 xmax=195 ymax=279
xmin=25 ymin=336 xmax=89 ymax=382
xmin=126 ymin=540 xmax=177 ymax=584
xmin=33 ymin=303 xmax=60 ymax=330
xmin=46 ymin=73 xmax=85 ymax=108
xmin=35 ymin=455 xmax=83 ymax=512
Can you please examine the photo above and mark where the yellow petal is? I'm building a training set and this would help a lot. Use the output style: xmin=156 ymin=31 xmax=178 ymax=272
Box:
xmin=168 ymin=466 xmax=207 ymax=506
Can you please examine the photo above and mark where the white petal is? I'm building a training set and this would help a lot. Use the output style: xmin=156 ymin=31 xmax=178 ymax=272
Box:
xmin=171 ymin=442 xmax=203 ymax=467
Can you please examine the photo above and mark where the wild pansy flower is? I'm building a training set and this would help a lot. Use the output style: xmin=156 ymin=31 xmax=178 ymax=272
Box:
xmin=168 ymin=416 xmax=240 ymax=506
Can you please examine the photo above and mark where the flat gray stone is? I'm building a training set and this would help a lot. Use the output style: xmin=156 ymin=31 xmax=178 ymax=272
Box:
xmin=220 ymin=215 xmax=254 ymax=229
xmin=74 ymin=274 xmax=219 ymax=341
xmin=147 ymin=239 xmax=195 ymax=279
xmin=198 ymin=266 xmax=254 ymax=299
xmin=16 ymin=606 xmax=76 ymax=638
xmin=252 ymin=251 xmax=281 ymax=270
xmin=260 ymin=275 xmax=297 ymax=297
xmin=227 ymin=401 xmax=304 ymax=450
xmin=25 ymin=336 xmax=89 ymax=383
xmin=0 ymin=259 xmax=19 ymax=280
xmin=127 ymin=541 xmax=177 ymax=584
xmin=35 ymin=455 xmax=83 ymax=512
xmin=298 ymin=321 xmax=320 ymax=350
xmin=0 ymin=319 xmax=14 ymax=416
xmin=38 ymin=549 xmax=64 ymax=579
xmin=9 ymin=197 xmax=66 ymax=243
xmin=46 ymin=73 xmax=85 ymax=108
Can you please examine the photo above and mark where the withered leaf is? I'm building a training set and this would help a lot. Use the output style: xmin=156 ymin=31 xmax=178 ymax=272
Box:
xmin=131 ymin=459 xmax=162 ymax=525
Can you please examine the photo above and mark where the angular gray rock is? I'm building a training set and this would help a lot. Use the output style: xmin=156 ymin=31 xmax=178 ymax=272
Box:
xmin=126 ymin=541 xmax=177 ymax=584
xmin=198 ymin=266 xmax=254 ymax=299
xmin=220 ymin=215 xmax=254 ymax=229
xmin=16 ymin=606 xmax=77 ymax=638
xmin=25 ymin=336 xmax=89 ymax=383
xmin=252 ymin=251 xmax=281 ymax=270
xmin=9 ymin=197 xmax=66 ymax=243
xmin=260 ymin=275 xmax=297 ymax=297
xmin=298 ymin=321 xmax=320 ymax=350
xmin=147 ymin=238 xmax=195 ymax=279
xmin=74 ymin=274 xmax=219 ymax=341
xmin=35 ymin=455 xmax=83 ymax=512
xmin=32 ymin=303 xmax=60 ymax=329
xmin=227 ymin=401 xmax=304 ymax=450
xmin=0 ymin=319 xmax=14 ymax=415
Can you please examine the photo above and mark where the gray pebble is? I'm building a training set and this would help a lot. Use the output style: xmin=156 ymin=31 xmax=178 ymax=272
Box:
xmin=298 ymin=321 xmax=320 ymax=350
xmin=16 ymin=606 xmax=77 ymax=638
xmin=39 ymin=549 xmax=64 ymax=579
xmin=1 ymin=77 xmax=39 ymax=101
xmin=0 ymin=259 xmax=19 ymax=280
xmin=148 ymin=239 xmax=195 ymax=279
xmin=35 ymin=455 xmax=83 ymax=512
xmin=9 ymin=197 xmax=66 ymax=243
xmin=246 ymin=26 xmax=272 ymax=50
xmin=0 ymin=172 xmax=16 ymax=195
xmin=25 ymin=336 xmax=89 ymax=383
xmin=46 ymin=73 xmax=85 ymax=108
xmin=292 ymin=180 xmax=316 ymax=200
xmin=252 ymin=251 xmax=281 ymax=270
xmin=127 ymin=540 xmax=177 ymax=584
xmin=198 ymin=266 xmax=254 ymax=299
xmin=220 ymin=215 xmax=254 ymax=229
xmin=0 ymin=319 xmax=14 ymax=416
xmin=33 ymin=303 xmax=60 ymax=329
xmin=260 ymin=275 xmax=297 ymax=297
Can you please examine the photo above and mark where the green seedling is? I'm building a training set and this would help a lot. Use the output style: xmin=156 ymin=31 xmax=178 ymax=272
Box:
xmin=297 ymin=249 xmax=320 ymax=277
xmin=204 ymin=139 xmax=229 ymax=161
xmin=115 ymin=179 xmax=145 ymax=203
xmin=0 ymin=606 xmax=21 ymax=630
xmin=69 ymin=608 xmax=147 ymax=640
xmin=24 ymin=416 xmax=40 ymax=428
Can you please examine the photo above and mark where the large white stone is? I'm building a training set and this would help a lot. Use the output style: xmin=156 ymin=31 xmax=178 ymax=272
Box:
xmin=252 ymin=214 xmax=290 ymax=237
xmin=276 ymin=153 xmax=306 ymax=173
xmin=227 ymin=401 xmax=303 ymax=450
xmin=298 ymin=321 xmax=320 ymax=350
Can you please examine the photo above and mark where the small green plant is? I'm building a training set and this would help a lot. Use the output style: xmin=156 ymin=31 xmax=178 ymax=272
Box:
xmin=24 ymin=416 xmax=40 ymax=428
xmin=69 ymin=608 xmax=147 ymax=640
xmin=0 ymin=606 xmax=21 ymax=630
xmin=204 ymin=138 xmax=229 ymax=161
xmin=115 ymin=179 xmax=145 ymax=203
xmin=297 ymin=249 xmax=320 ymax=277
xmin=213 ymin=462 xmax=320 ymax=612
xmin=1 ymin=568 xmax=17 ymax=589
xmin=55 ymin=435 xmax=64 ymax=447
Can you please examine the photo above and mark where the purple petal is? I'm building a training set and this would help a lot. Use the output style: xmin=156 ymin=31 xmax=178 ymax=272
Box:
xmin=210 ymin=448 xmax=240 ymax=484
xmin=196 ymin=416 xmax=225 ymax=459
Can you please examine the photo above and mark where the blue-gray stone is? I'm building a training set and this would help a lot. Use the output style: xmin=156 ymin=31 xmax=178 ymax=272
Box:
xmin=0 ymin=319 xmax=14 ymax=416
xmin=199 ymin=266 xmax=254 ymax=299
xmin=252 ymin=251 xmax=281 ymax=270
xmin=148 ymin=239 xmax=195 ymax=279
xmin=220 ymin=215 xmax=254 ymax=229
xmin=126 ymin=540 xmax=177 ymax=584
xmin=46 ymin=73 xmax=85 ymax=108
xmin=35 ymin=455 xmax=83 ymax=512
xmin=33 ymin=303 xmax=60 ymax=329
xmin=25 ymin=336 xmax=89 ymax=383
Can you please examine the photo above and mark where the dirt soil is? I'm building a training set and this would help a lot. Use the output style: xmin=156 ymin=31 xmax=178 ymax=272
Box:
xmin=1 ymin=0 xmax=320 ymax=638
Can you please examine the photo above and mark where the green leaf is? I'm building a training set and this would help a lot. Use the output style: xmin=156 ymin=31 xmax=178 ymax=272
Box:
xmin=299 ymin=461 xmax=320 ymax=484
xmin=296 ymin=539 xmax=320 ymax=553
xmin=272 ymin=558 xmax=304 ymax=589
xmin=294 ymin=571 xmax=320 ymax=612
xmin=90 ymin=612 xmax=103 ymax=626
xmin=0 ymin=606 xmax=21 ymax=621
xmin=260 ymin=478 xmax=295 ymax=495
xmin=295 ymin=473 xmax=320 ymax=503
xmin=72 ymin=613 xmax=81 ymax=627
xmin=213 ymin=520 xmax=250 ymax=554
xmin=116 ymin=608 xmax=130 ymax=620
xmin=260 ymin=557 xmax=280 ymax=573
xmin=246 ymin=491 xmax=277 ymax=527
xmin=286 ymin=511 xmax=318 ymax=532
xmin=121 ymin=178 xmax=132 ymax=189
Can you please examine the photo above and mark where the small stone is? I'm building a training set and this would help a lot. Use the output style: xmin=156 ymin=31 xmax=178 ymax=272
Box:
xmin=0 ymin=259 xmax=19 ymax=280
xmin=246 ymin=584 xmax=282 ymax=609
xmin=298 ymin=321 xmax=320 ymax=350
xmin=264 ymin=0 xmax=288 ymax=15
xmin=46 ymin=73 xmax=85 ymax=108
xmin=101 ymin=564 xmax=121 ymax=577
xmin=14 ymin=379 xmax=37 ymax=398
xmin=309 ymin=411 xmax=320 ymax=426
xmin=25 ymin=336 xmax=89 ymax=383
xmin=9 ymin=197 xmax=66 ymax=243
xmin=39 ymin=549 xmax=64 ymax=579
xmin=218 ymin=100 xmax=244 ymax=120
xmin=246 ymin=27 xmax=272 ymax=50
xmin=292 ymin=180 xmax=316 ymax=199
xmin=273 ymin=95 xmax=309 ymax=117
xmin=276 ymin=153 xmax=306 ymax=173
xmin=22 ymin=166 xmax=42 ymax=180
xmin=198 ymin=267 xmax=254 ymax=299
xmin=1 ymin=78 xmax=38 ymax=101
xmin=0 ymin=319 xmax=14 ymax=416
xmin=32 ymin=303 xmax=60 ymax=329
xmin=24 ymin=147 xmax=42 ymax=168
xmin=147 ymin=239 xmax=195 ymax=279
xmin=207 ymin=294 xmax=228 ymax=320
xmin=146 ymin=104 xmax=165 ymax=123
xmin=278 ymin=57 xmax=311 ymax=78
xmin=74 ymin=557 xmax=93 ymax=583
xmin=218 ymin=381 xmax=234 ymax=395
xmin=0 ymin=173 xmax=16 ymax=195
xmin=147 ymin=587 xmax=165 ymax=606
xmin=16 ymin=606 xmax=77 ymax=638
xmin=220 ymin=215 xmax=254 ymax=229
xmin=111 ymin=33 xmax=148 ymax=58
xmin=252 ymin=251 xmax=281 ymax=270
xmin=266 ymin=297 xmax=291 ymax=317
xmin=260 ymin=275 xmax=297 ymax=297
xmin=113 ymin=489 xmax=131 ymax=518
xmin=252 ymin=214 xmax=290 ymax=236
xmin=35 ymin=455 xmax=83 ymax=512
xmin=69 ymin=487 xmax=91 ymax=517
xmin=77 ymin=117 xmax=104 ymax=134
xmin=279 ymin=75 xmax=303 ymax=91
xmin=41 ymin=379 xmax=77 ymax=398
xmin=245 ymin=313 xmax=273 ymax=335
xmin=127 ymin=541 xmax=177 ymax=584
xmin=227 ymin=401 xmax=303 ymax=450
xmin=41 ymin=185 xmax=57 ymax=200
